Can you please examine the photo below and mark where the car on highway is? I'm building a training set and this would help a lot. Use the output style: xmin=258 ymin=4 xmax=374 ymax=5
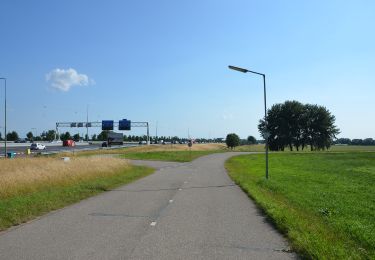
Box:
xmin=15 ymin=139 xmax=28 ymax=143
xmin=30 ymin=143 xmax=46 ymax=150
xmin=63 ymin=140 xmax=75 ymax=147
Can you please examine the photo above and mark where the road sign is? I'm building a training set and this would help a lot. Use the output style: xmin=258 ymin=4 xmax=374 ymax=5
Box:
xmin=102 ymin=120 xmax=114 ymax=130
xmin=119 ymin=119 xmax=131 ymax=130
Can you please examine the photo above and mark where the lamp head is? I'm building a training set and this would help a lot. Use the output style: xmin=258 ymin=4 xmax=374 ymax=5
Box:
xmin=228 ymin=65 xmax=248 ymax=73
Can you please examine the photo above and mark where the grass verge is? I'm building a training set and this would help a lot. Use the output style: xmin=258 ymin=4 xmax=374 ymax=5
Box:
xmin=0 ymin=157 xmax=154 ymax=231
xmin=225 ymin=152 xmax=375 ymax=259
xmin=119 ymin=150 xmax=224 ymax=162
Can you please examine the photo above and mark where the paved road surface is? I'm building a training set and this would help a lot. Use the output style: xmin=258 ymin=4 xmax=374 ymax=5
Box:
xmin=0 ymin=143 xmax=138 ymax=157
xmin=0 ymin=153 xmax=296 ymax=259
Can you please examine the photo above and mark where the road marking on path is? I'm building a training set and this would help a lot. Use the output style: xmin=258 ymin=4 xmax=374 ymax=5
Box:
xmin=150 ymin=221 xmax=157 ymax=226
xmin=169 ymin=200 xmax=173 ymax=203
xmin=184 ymin=181 xmax=188 ymax=184
xmin=178 ymin=188 xmax=182 ymax=191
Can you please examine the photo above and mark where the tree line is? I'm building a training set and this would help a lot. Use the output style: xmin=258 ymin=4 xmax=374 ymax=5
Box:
xmin=0 ymin=130 xmax=226 ymax=143
xmin=334 ymin=138 xmax=375 ymax=146
xmin=258 ymin=100 xmax=340 ymax=151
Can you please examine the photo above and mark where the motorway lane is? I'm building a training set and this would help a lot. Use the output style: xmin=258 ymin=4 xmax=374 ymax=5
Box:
xmin=0 ymin=143 xmax=138 ymax=157
xmin=0 ymin=153 xmax=296 ymax=259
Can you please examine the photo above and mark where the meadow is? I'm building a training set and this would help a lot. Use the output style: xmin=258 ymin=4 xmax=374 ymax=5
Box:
xmin=58 ymin=143 xmax=228 ymax=161
xmin=226 ymin=152 xmax=375 ymax=259
xmin=0 ymin=157 xmax=153 ymax=230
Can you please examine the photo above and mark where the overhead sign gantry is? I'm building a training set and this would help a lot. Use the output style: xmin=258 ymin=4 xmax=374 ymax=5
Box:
xmin=55 ymin=120 xmax=150 ymax=145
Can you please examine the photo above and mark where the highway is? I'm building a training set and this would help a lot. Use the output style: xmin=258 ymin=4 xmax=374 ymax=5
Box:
xmin=0 ymin=153 xmax=296 ymax=259
xmin=0 ymin=142 xmax=138 ymax=157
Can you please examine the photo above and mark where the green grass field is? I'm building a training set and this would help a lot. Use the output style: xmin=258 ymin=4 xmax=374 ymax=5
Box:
xmin=119 ymin=150 xmax=224 ymax=162
xmin=225 ymin=152 xmax=375 ymax=259
xmin=236 ymin=144 xmax=375 ymax=153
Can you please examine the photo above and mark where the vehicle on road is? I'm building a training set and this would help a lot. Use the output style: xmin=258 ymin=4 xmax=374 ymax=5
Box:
xmin=63 ymin=140 xmax=76 ymax=147
xmin=107 ymin=132 xmax=124 ymax=146
xmin=101 ymin=141 xmax=108 ymax=147
xmin=30 ymin=143 xmax=46 ymax=150
xmin=15 ymin=139 xmax=28 ymax=143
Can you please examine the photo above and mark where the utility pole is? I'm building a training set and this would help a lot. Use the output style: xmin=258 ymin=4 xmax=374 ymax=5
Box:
xmin=0 ymin=78 xmax=7 ymax=157
xmin=86 ymin=105 xmax=89 ymax=142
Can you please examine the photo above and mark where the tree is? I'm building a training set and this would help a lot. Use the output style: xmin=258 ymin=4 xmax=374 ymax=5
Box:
xmin=97 ymin=131 xmax=109 ymax=141
xmin=26 ymin=131 xmax=34 ymax=141
xmin=0 ymin=132 xmax=2 ymax=141
xmin=247 ymin=136 xmax=257 ymax=145
xmin=335 ymin=138 xmax=351 ymax=145
xmin=45 ymin=130 xmax=56 ymax=141
xmin=226 ymin=133 xmax=240 ymax=150
xmin=91 ymin=134 xmax=97 ymax=141
xmin=303 ymin=104 xmax=340 ymax=150
xmin=363 ymin=138 xmax=374 ymax=146
xmin=73 ymin=133 xmax=80 ymax=142
xmin=60 ymin=131 xmax=72 ymax=141
xmin=259 ymin=100 xmax=339 ymax=151
xmin=7 ymin=131 xmax=19 ymax=141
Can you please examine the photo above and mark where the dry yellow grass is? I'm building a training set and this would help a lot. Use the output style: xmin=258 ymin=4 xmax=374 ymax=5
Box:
xmin=0 ymin=157 xmax=129 ymax=199
xmin=126 ymin=143 xmax=227 ymax=152
xmin=58 ymin=143 xmax=227 ymax=157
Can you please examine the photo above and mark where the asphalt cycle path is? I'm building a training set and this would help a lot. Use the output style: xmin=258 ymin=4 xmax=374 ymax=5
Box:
xmin=0 ymin=152 xmax=296 ymax=259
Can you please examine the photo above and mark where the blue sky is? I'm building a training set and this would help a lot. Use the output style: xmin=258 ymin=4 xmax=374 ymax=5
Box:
xmin=0 ymin=0 xmax=374 ymax=139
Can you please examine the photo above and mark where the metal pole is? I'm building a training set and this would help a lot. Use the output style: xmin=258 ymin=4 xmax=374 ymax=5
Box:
xmin=147 ymin=122 xmax=150 ymax=145
xmin=0 ymin=78 xmax=6 ymax=157
xmin=55 ymin=124 xmax=58 ymax=141
xmin=228 ymin=65 xmax=269 ymax=180
xmin=86 ymin=105 xmax=89 ymax=142
xmin=263 ymin=75 xmax=269 ymax=179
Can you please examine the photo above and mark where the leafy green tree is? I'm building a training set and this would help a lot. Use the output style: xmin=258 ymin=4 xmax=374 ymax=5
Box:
xmin=73 ymin=133 xmax=80 ymax=142
xmin=351 ymin=139 xmax=363 ymax=145
xmin=91 ymin=134 xmax=97 ymax=141
xmin=303 ymin=104 xmax=340 ymax=150
xmin=60 ymin=131 xmax=72 ymax=141
xmin=363 ymin=138 xmax=374 ymax=145
xmin=259 ymin=101 xmax=339 ymax=151
xmin=247 ymin=136 xmax=257 ymax=145
xmin=259 ymin=103 xmax=286 ymax=151
xmin=45 ymin=130 xmax=56 ymax=141
xmin=7 ymin=131 xmax=19 ymax=141
xmin=226 ymin=133 xmax=240 ymax=150
xmin=26 ymin=131 xmax=34 ymax=141
xmin=97 ymin=131 xmax=109 ymax=141
xmin=0 ymin=132 xmax=2 ymax=141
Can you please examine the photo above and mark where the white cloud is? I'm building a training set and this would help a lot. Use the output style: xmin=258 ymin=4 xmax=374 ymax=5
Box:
xmin=46 ymin=68 xmax=94 ymax=92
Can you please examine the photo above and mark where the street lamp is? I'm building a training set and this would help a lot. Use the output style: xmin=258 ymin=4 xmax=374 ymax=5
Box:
xmin=228 ymin=65 xmax=269 ymax=179
xmin=0 ymin=78 xmax=7 ymax=158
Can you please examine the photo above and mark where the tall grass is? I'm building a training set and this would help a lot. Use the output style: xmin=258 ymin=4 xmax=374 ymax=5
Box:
xmin=0 ymin=157 xmax=129 ymax=199
xmin=0 ymin=157 xmax=153 ymax=230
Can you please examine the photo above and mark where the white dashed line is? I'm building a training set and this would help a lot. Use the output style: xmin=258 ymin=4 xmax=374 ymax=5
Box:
xmin=150 ymin=221 xmax=157 ymax=226
xmin=178 ymin=188 xmax=182 ymax=191
xmin=169 ymin=200 xmax=173 ymax=203
xmin=184 ymin=181 xmax=188 ymax=184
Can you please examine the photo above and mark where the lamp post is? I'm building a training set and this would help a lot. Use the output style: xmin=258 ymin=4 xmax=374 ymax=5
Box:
xmin=228 ymin=65 xmax=269 ymax=179
xmin=0 ymin=78 xmax=7 ymax=158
